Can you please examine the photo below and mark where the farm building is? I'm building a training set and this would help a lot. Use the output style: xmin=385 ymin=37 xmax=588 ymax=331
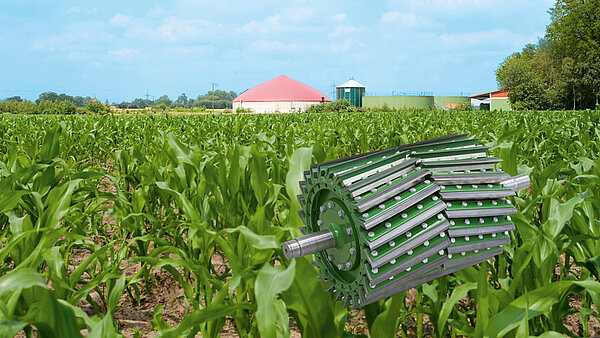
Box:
xmin=232 ymin=75 xmax=330 ymax=113
xmin=336 ymin=78 xmax=365 ymax=107
xmin=470 ymin=90 xmax=511 ymax=110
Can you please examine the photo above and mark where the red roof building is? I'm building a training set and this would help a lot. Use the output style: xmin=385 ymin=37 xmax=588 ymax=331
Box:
xmin=233 ymin=75 xmax=331 ymax=113
xmin=470 ymin=90 xmax=511 ymax=111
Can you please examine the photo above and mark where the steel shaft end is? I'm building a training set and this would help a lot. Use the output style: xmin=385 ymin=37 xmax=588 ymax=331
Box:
xmin=281 ymin=229 xmax=335 ymax=259
xmin=282 ymin=240 xmax=302 ymax=260
xmin=500 ymin=174 xmax=530 ymax=192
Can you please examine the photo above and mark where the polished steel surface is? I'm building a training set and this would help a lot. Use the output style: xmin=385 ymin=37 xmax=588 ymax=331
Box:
xmin=500 ymin=174 xmax=531 ymax=192
xmin=282 ymin=229 xmax=335 ymax=259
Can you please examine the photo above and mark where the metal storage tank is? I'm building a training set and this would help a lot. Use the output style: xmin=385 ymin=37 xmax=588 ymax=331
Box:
xmin=363 ymin=96 xmax=435 ymax=109
xmin=434 ymin=96 xmax=471 ymax=109
xmin=336 ymin=78 xmax=366 ymax=107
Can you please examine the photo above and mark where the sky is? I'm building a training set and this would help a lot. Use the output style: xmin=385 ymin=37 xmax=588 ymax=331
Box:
xmin=0 ymin=0 xmax=555 ymax=103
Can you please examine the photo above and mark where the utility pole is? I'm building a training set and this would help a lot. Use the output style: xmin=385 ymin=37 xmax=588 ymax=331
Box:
xmin=331 ymin=80 xmax=336 ymax=100
xmin=210 ymin=82 xmax=217 ymax=112
xmin=145 ymin=89 xmax=150 ymax=101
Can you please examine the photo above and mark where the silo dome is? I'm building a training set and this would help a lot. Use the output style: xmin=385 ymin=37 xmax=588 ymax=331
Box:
xmin=336 ymin=78 xmax=366 ymax=107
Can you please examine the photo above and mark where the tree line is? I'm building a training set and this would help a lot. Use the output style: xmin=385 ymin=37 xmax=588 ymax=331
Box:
xmin=0 ymin=90 xmax=239 ymax=114
xmin=497 ymin=0 xmax=600 ymax=110
xmin=120 ymin=90 xmax=238 ymax=110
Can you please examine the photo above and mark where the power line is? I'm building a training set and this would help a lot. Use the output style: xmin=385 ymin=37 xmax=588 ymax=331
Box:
xmin=210 ymin=82 xmax=217 ymax=111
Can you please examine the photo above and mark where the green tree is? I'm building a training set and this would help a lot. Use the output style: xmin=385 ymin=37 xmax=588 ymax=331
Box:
xmin=154 ymin=103 xmax=168 ymax=112
xmin=497 ymin=0 xmax=600 ymax=109
xmin=497 ymin=49 xmax=549 ymax=110
xmin=36 ymin=92 xmax=59 ymax=104
xmin=85 ymin=101 xmax=107 ymax=114
xmin=5 ymin=96 xmax=23 ymax=102
xmin=175 ymin=93 xmax=188 ymax=107
xmin=155 ymin=95 xmax=173 ymax=108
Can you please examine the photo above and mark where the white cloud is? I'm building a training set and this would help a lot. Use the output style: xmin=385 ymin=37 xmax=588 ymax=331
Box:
xmin=380 ymin=12 xmax=417 ymax=25
xmin=329 ymin=39 xmax=353 ymax=52
xmin=109 ymin=13 xmax=132 ymax=26
xmin=282 ymin=8 xmax=315 ymax=23
xmin=237 ymin=8 xmax=316 ymax=35
xmin=439 ymin=29 xmax=507 ymax=46
xmin=32 ymin=32 xmax=113 ymax=52
xmin=118 ymin=16 xmax=215 ymax=41
xmin=250 ymin=40 xmax=300 ymax=51
xmin=109 ymin=48 xmax=140 ymax=58
xmin=330 ymin=25 xmax=364 ymax=37
xmin=147 ymin=5 xmax=166 ymax=17
xmin=437 ymin=29 xmax=539 ymax=50
xmin=238 ymin=14 xmax=282 ymax=34
xmin=331 ymin=13 xmax=346 ymax=22
xmin=157 ymin=17 xmax=210 ymax=41
xmin=390 ymin=0 xmax=491 ymax=11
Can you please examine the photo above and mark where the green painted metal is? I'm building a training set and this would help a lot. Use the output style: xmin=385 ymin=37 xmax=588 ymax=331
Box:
xmin=363 ymin=96 xmax=434 ymax=109
xmin=287 ymin=133 xmax=526 ymax=308
xmin=362 ymin=96 xmax=473 ymax=110
xmin=434 ymin=96 xmax=470 ymax=109
xmin=337 ymin=87 xmax=365 ymax=107
xmin=491 ymin=97 xmax=512 ymax=111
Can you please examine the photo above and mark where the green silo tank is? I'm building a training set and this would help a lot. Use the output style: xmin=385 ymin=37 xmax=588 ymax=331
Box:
xmin=336 ymin=78 xmax=366 ymax=107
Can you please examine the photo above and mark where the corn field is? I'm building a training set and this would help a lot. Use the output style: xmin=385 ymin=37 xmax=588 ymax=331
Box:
xmin=1 ymin=110 xmax=600 ymax=337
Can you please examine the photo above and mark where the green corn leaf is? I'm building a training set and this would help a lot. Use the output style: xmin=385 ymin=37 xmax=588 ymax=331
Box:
xmin=156 ymin=304 xmax=251 ymax=338
xmin=282 ymin=258 xmax=338 ymax=338
xmin=151 ymin=305 xmax=171 ymax=331
xmin=284 ymin=147 xmax=312 ymax=226
xmin=40 ymin=124 xmax=62 ymax=162
xmin=26 ymin=288 xmax=83 ymax=338
xmin=484 ymin=280 xmax=599 ymax=337
xmin=0 ymin=320 xmax=28 ymax=337
xmin=542 ymin=195 xmax=584 ymax=240
xmin=531 ymin=332 xmax=567 ymax=338
xmin=0 ymin=269 xmax=48 ymax=299
xmin=221 ymin=225 xmax=279 ymax=250
xmin=474 ymin=266 xmax=490 ymax=337
xmin=249 ymin=145 xmax=267 ymax=205
xmin=39 ymin=179 xmax=83 ymax=230
xmin=107 ymin=273 xmax=127 ymax=315
xmin=255 ymin=260 xmax=296 ymax=338
xmin=87 ymin=313 xmax=121 ymax=338
xmin=370 ymin=293 xmax=403 ymax=338
xmin=438 ymin=282 xmax=476 ymax=333
xmin=0 ymin=191 xmax=28 ymax=213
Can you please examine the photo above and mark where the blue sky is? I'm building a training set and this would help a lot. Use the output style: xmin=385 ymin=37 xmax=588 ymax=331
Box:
xmin=1 ymin=0 xmax=554 ymax=102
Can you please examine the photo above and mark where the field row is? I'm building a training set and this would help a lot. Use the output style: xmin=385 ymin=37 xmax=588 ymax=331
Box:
xmin=1 ymin=110 xmax=600 ymax=337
